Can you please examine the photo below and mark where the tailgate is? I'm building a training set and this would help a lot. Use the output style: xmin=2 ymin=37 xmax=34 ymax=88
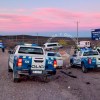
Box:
xmin=56 ymin=57 xmax=63 ymax=66
xmin=31 ymin=55 xmax=45 ymax=70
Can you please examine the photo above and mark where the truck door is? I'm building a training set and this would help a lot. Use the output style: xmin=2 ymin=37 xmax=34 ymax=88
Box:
xmin=76 ymin=52 xmax=82 ymax=65
xmin=74 ymin=51 xmax=81 ymax=65
xmin=9 ymin=46 xmax=17 ymax=69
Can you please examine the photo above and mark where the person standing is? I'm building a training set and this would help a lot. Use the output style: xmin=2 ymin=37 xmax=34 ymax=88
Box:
xmin=2 ymin=46 xmax=5 ymax=53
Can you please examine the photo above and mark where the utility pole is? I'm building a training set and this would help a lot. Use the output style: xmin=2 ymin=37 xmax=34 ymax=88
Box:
xmin=76 ymin=21 xmax=79 ymax=46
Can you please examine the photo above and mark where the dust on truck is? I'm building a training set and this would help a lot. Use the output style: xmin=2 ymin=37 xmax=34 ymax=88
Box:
xmin=8 ymin=44 xmax=57 ymax=82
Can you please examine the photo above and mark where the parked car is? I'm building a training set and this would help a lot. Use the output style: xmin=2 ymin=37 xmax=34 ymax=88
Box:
xmin=44 ymin=42 xmax=62 ymax=50
xmin=8 ymin=44 xmax=57 ymax=82
xmin=46 ymin=52 xmax=63 ymax=68
xmin=77 ymin=41 xmax=91 ymax=48
xmin=0 ymin=42 xmax=5 ymax=48
xmin=70 ymin=49 xmax=100 ymax=73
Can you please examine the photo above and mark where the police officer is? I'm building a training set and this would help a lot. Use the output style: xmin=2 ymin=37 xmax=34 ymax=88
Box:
xmin=2 ymin=46 xmax=5 ymax=53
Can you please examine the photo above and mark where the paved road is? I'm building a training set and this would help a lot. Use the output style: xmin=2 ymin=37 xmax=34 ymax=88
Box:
xmin=0 ymin=50 xmax=100 ymax=100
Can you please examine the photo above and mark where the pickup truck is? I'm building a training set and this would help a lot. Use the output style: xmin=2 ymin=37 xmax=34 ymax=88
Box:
xmin=70 ymin=50 xmax=100 ymax=73
xmin=46 ymin=52 xmax=63 ymax=68
xmin=0 ymin=42 xmax=5 ymax=48
xmin=8 ymin=44 xmax=56 ymax=82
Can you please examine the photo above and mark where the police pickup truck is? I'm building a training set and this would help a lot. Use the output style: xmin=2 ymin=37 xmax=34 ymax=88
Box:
xmin=8 ymin=44 xmax=56 ymax=82
xmin=0 ymin=42 xmax=5 ymax=48
xmin=70 ymin=49 xmax=100 ymax=73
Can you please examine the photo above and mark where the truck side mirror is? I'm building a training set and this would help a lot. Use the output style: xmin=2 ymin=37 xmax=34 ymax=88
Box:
xmin=8 ymin=50 xmax=14 ymax=54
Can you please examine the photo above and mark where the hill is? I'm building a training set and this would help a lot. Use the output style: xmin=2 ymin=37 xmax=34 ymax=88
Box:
xmin=0 ymin=35 xmax=99 ymax=48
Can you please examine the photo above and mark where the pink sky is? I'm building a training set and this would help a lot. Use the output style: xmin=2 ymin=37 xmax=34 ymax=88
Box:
xmin=0 ymin=8 xmax=99 ymax=32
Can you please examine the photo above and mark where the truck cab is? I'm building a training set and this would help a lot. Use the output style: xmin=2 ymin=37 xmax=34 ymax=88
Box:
xmin=77 ymin=41 xmax=90 ymax=48
xmin=44 ymin=42 xmax=62 ymax=50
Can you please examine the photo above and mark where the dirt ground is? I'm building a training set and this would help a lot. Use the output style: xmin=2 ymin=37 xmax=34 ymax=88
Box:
xmin=0 ymin=49 xmax=100 ymax=100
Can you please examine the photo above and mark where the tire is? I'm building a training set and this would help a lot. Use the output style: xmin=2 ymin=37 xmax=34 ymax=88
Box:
xmin=70 ymin=60 xmax=74 ymax=68
xmin=81 ymin=63 xmax=88 ymax=73
xmin=13 ymin=71 xmax=20 ymax=83
xmin=8 ymin=64 xmax=13 ymax=72
xmin=13 ymin=78 xmax=20 ymax=83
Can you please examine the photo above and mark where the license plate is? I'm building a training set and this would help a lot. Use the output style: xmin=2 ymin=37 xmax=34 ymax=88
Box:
xmin=32 ymin=65 xmax=44 ymax=68
xmin=97 ymin=65 xmax=100 ymax=67
xmin=32 ymin=71 xmax=42 ymax=74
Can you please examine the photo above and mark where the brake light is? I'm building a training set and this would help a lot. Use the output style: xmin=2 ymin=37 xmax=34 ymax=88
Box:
xmin=53 ymin=60 xmax=57 ymax=68
xmin=17 ymin=58 xmax=23 ymax=67
xmin=88 ymin=58 xmax=92 ymax=64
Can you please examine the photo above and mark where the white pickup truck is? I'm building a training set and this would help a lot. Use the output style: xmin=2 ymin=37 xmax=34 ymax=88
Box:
xmin=70 ymin=50 xmax=100 ymax=73
xmin=8 ymin=44 xmax=57 ymax=82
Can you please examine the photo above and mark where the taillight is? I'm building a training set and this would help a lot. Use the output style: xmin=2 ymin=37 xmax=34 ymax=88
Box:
xmin=53 ymin=60 xmax=57 ymax=68
xmin=17 ymin=58 xmax=23 ymax=67
xmin=88 ymin=58 xmax=92 ymax=64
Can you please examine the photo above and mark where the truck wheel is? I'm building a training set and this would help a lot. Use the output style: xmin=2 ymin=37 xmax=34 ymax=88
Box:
xmin=13 ymin=71 xmax=20 ymax=83
xmin=8 ymin=64 xmax=13 ymax=72
xmin=57 ymin=66 xmax=62 ymax=69
xmin=81 ymin=63 xmax=88 ymax=73
xmin=70 ymin=60 xmax=74 ymax=68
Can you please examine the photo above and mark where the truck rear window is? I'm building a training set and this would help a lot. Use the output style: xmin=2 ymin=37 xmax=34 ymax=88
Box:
xmin=18 ymin=47 xmax=43 ymax=55
xmin=48 ymin=53 xmax=61 ymax=57
xmin=83 ymin=51 xmax=99 ymax=56
xmin=48 ymin=53 xmax=56 ymax=56
xmin=47 ymin=44 xmax=57 ymax=47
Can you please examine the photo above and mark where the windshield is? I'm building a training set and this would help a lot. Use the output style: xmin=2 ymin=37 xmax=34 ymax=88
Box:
xmin=47 ymin=44 xmax=57 ymax=47
xmin=18 ymin=47 xmax=43 ymax=55
xmin=83 ymin=51 xmax=99 ymax=56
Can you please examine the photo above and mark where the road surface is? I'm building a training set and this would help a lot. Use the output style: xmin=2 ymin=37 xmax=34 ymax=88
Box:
xmin=0 ymin=50 xmax=100 ymax=100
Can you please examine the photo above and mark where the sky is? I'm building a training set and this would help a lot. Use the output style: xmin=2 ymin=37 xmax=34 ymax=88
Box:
xmin=0 ymin=0 xmax=100 ymax=37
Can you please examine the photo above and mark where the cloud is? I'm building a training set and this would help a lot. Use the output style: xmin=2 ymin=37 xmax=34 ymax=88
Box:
xmin=92 ymin=13 xmax=100 ymax=19
xmin=33 ymin=8 xmax=84 ymax=21
xmin=0 ymin=8 xmax=99 ymax=32
xmin=15 ymin=9 xmax=27 ymax=13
